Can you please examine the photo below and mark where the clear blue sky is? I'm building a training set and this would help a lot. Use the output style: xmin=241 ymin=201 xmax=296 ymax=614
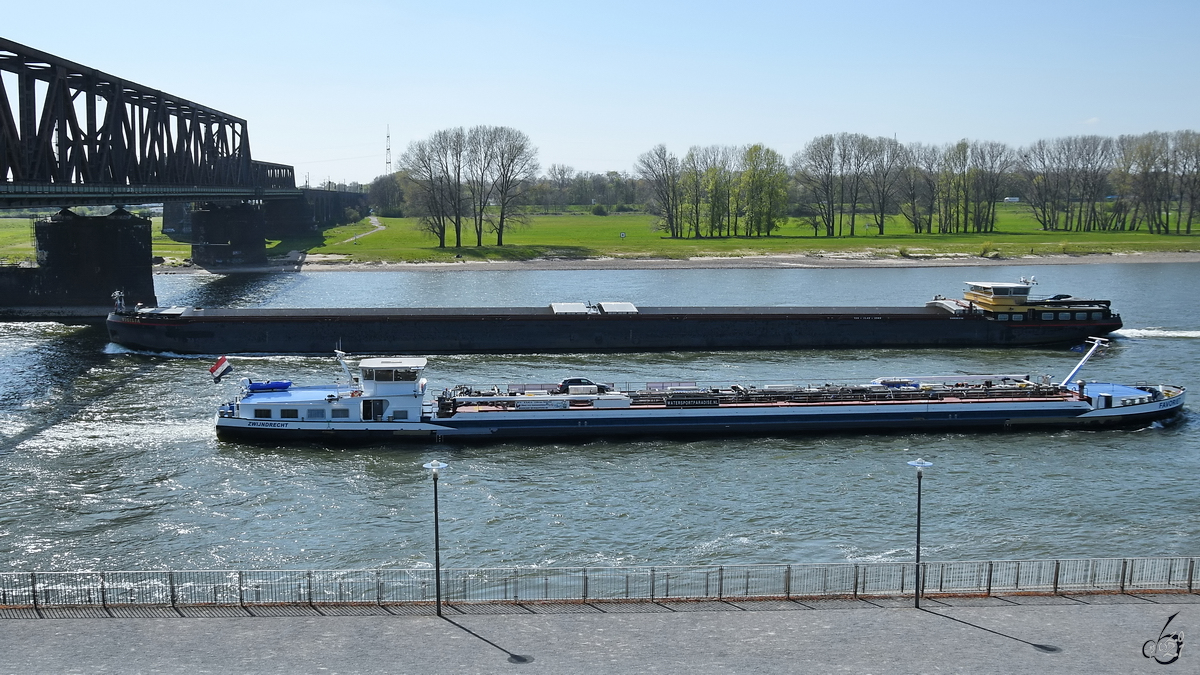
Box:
xmin=6 ymin=0 xmax=1198 ymax=184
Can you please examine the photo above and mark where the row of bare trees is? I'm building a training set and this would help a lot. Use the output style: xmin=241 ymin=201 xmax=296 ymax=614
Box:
xmin=794 ymin=131 xmax=1200 ymax=236
xmin=399 ymin=126 xmax=539 ymax=247
xmin=1020 ymin=131 xmax=1200 ymax=233
xmin=636 ymin=144 xmax=790 ymax=238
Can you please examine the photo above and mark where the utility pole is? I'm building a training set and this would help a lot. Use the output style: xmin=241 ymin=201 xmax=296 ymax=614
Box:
xmin=385 ymin=125 xmax=392 ymax=175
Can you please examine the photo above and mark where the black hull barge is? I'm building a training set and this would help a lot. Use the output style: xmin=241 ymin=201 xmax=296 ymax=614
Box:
xmin=108 ymin=281 xmax=1122 ymax=355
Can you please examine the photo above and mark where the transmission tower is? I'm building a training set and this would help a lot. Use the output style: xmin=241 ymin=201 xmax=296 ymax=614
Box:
xmin=385 ymin=125 xmax=392 ymax=174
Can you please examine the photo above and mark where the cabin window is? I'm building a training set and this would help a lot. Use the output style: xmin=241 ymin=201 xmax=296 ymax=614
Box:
xmin=1041 ymin=312 xmax=1054 ymax=320
xmin=280 ymin=409 xmax=299 ymax=419
xmin=1058 ymin=312 xmax=1071 ymax=321
xmin=331 ymin=408 xmax=350 ymax=419
xmin=375 ymin=370 xmax=395 ymax=382
xmin=1012 ymin=288 xmax=1029 ymax=296
xmin=307 ymin=409 xmax=326 ymax=419
xmin=395 ymin=370 xmax=418 ymax=382
xmin=1092 ymin=312 xmax=1104 ymax=320
xmin=361 ymin=368 xmax=374 ymax=380
xmin=996 ymin=313 xmax=1009 ymax=321
xmin=1075 ymin=312 xmax=1088 ymax=321
xmin=993 ymin=287 xmax=1010 ymax=296
xmin=1012 ymin=313 xmax=1025 ymax=321
xmin=253 ymin=409 xmax=272 ymax=419
xmin=392 ymin=410 xmax=409 ymax=420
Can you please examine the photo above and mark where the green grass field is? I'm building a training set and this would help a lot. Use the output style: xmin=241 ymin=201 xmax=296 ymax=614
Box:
xmin=266 ymin=204 xmax=1200 ymax=264
xmin=2 ymin=205 xmax=1197 ymax=266
xmin=0 ymin=218 xmax=35 ymax=262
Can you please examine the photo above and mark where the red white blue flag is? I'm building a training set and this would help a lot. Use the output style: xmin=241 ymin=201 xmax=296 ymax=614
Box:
xmin=209 ymin=356 xmax=232 ymax=383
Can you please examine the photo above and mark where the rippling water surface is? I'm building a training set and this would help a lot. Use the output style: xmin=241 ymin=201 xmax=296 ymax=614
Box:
xmin=1 ymin=263 xmax=1197 ymax=572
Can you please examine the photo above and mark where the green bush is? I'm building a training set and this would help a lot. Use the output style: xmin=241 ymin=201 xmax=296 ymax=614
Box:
xmin=591 ymin=204 xmax=608 ymax=216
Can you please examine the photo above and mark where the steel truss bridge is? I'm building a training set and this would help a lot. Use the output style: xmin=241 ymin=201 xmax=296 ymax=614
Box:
xmin=0 ymin=37 xmax=302 ymax=207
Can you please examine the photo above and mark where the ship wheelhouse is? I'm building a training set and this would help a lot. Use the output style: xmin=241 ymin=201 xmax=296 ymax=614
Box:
xmin=962 ymin=281 xmax=1116 ymax=323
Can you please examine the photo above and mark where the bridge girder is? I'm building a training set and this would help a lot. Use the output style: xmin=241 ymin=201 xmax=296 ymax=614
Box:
xmin=0 ymin=37 xmax=297 ymax=206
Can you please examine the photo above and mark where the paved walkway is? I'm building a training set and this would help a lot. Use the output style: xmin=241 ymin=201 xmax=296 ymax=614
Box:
xmin=1 ymin=594 xmax=1195 ymax=674
xmin=337 ymin=216 xmax=386 ymax=245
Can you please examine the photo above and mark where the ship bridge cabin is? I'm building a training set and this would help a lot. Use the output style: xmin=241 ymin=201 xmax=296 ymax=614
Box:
xmin=963 ymin=282 xmax=1033 ymax=309
xmin=960 ymin=281 xmax=1115 ymax=323
xmin=357 ymin=357 xmax=428 ymax=422
xmin=358 ymin=357 xmax=428 ymax=397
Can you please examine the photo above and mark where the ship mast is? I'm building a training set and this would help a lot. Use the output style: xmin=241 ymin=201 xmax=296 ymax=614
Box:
xmin=1059 ymin=337 xmax=1108 ymax=386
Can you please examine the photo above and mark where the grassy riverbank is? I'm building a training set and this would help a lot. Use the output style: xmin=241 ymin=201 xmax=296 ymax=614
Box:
xmin=3 ymin=205 xmax=1198 ymax=266
xmin=263 ymin=204 xmax=1200 ymax=265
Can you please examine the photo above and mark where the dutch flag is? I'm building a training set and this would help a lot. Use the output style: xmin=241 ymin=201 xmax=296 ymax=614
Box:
xmin=209 ymin=356 xmax=233 ymax=383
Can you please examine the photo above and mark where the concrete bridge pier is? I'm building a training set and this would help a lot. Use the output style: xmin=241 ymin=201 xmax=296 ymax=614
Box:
xmin=190 ymin=203 xmax=268 ymax=266
xmin=0 ymin=208 xmax=157 ymax=322
xmin=162 ymin=202 xmax=194 ymax=241
xmin=168 ymin=191 xmax=369 ymax=269
xmin=263 ymin=196 xmax=316 ymax=239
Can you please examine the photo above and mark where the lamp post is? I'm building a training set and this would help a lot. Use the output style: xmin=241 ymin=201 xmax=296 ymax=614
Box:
xmin=423 ymin=459 xmax=448 ymax=616
xmin=907 ymin=458 xmax=933 ymax=609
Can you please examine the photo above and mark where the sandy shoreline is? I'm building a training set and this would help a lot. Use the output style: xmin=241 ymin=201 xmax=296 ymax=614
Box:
xmin=156 ymin=250 xmax=1200 ymax=274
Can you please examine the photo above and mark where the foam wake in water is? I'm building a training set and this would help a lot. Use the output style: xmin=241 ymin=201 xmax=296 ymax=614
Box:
xmin=1113 ymin=328 xmax=1200 ymax=339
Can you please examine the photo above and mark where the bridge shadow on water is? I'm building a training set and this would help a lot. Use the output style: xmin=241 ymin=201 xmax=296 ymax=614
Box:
xmin=178 ymin=273 xmax=297 ymax=308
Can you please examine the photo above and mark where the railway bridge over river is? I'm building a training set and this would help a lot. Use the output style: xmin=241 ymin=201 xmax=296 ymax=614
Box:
xmin=0 ymin=37 xmax=367 ymax=319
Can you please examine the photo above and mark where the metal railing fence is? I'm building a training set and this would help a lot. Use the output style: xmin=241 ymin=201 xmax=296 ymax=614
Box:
xmin=1 ymin=557 xmax=1194 ymax=609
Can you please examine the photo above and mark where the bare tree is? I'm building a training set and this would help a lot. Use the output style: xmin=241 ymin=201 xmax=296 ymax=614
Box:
xmin=793 ymin=135 xmax=840 ymax=237
xmin=399 ymin=128 xmax=468 ymax=247
xmin=465 ymin=125 xmax=500 ymax=246
xmin=863 ymin=136 xmax=903 ymax=235
xmin=681 ymin=147 xmax=705 ymax=238
xmin=1175 ymin=130 xmax=1200 ymax=234
xmin=967 ymin=140 xmax=1014 ymax=233
xmin=896 ymin=143 xmax=932 ymax=233
xmin=840 ymin=133 xmax=871 ymax=236
xmin=1068 ymin=136 xmax=1114 ymax=231
xmin=636 ymin=144 xmax=683 ymax=238
xmin=490 ymin=127 xmax=539 ymax=246
xmin=399 ymin=139 xmax=449 ymax=247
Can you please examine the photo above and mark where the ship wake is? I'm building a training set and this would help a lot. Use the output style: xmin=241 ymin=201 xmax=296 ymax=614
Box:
xmin=1113 ymin=328 xmax=1200 ymax=340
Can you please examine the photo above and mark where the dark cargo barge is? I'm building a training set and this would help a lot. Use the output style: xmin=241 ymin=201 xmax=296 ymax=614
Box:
xmin=106 ymin=281 xmax=1123 ymax=355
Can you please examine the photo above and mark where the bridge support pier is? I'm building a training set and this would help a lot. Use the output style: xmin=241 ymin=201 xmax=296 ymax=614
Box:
xmin=263 ymin=197 xmax=315 ymax=239
xmin=191 ymin=203 xmax=268 ymax=267
xmin=0 ymin=208 xmax=157 ymax=322
xmin=162 ymin=202 xmax=194 ymax=241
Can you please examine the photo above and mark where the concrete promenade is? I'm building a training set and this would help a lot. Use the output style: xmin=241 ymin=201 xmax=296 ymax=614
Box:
xmin=1 ymin=593 xmax=1196 ymax=674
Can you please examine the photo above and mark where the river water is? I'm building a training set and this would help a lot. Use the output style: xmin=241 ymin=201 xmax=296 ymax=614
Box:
xmin=0 ymin=262 xmax=1196 ymax=573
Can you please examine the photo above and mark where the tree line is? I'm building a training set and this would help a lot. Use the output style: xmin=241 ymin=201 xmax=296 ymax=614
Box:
xmin=368 ymin=128 xmax=1200 ymax=246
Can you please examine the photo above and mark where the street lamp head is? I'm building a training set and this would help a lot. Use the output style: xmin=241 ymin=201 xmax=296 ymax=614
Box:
xmin=423 ymin=460 xmax=448 ymax=476
xmin=908 ymin=458 xmax=933 ymax=473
